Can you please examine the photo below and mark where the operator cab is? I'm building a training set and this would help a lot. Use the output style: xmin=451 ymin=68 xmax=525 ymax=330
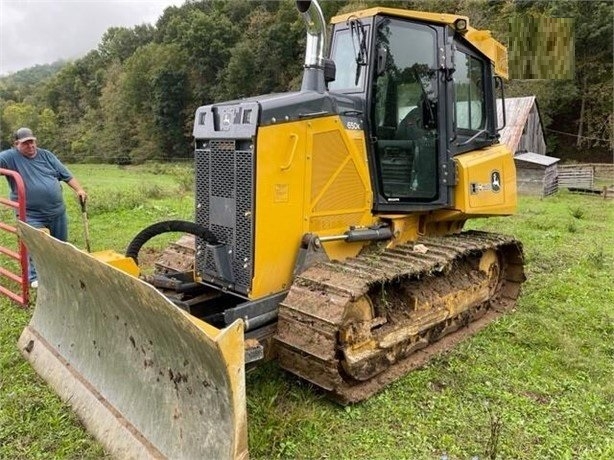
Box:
xmin=328 ymin=10 xmax=501 ymax=213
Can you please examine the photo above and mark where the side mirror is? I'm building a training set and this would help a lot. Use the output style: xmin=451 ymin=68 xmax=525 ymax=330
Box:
xmin=324 ymin=58 xmax=336 ymax=84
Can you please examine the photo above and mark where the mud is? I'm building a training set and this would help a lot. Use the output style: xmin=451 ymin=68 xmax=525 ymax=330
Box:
xmin=275 ymin=231 xmax=525 ymax=404
xmin=138 ymin=247 xmax=164 ymax=271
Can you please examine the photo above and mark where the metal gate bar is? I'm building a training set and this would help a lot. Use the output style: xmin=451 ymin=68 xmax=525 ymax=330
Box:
xmin=0 ymin=168 xmax=29 ymax=307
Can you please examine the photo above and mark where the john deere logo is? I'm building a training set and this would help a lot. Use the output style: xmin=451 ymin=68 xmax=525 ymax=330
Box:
xmin=491 ymin=170 xmax=501 ymax=193
xmin=222 ymin=112 xmax=232 ymax=130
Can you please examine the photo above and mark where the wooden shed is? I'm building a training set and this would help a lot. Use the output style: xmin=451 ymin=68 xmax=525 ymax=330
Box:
xmin=514 ymin=152 xmax=560 ymax=197
xmin=497 ymin=96 xmax=547 ymax=155
xmin=496 ymin=96 xmax=556 ymax=196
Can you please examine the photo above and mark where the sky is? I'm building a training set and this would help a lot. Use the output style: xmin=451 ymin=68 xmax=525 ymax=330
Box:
xmin=0 ymin=0 xmax=186 ymax=76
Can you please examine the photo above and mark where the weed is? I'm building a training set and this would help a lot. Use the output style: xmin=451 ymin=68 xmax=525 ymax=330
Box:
xmin=566 ymin=220 xmax=578 ymax=233
xmin=140 ymin=162 xmax=194 ymax=193
xmin=585 ymin=247 xmax=606 ymax=269
xmin=485 ymin=405 xmax=503 ymax=460
xmin=168 ymin=165 xmax=195 ymax=193
xmin=141 ymin=183 xmax=166 ymax=200
xmin=85 ymin=185 xmax=172 ymax=214
xmin=86 ymin=189 xmax=143 ymax=213
xmin=141 ymin=161 xmax=169 ymax=175
xmin=569 ymin=206 xmax=585 ymax=219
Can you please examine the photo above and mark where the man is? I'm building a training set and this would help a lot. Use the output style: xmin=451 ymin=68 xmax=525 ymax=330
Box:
xmin=0 ymin=127 xmax=87 ymax=287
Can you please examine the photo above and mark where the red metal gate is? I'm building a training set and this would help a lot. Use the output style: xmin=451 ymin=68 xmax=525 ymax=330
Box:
xmin=0 ymin=168 xmax=29 ymax=307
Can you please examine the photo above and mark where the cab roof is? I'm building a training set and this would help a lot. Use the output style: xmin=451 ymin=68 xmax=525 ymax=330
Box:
xmin=331 ymin=7 xmax=508 ymax=78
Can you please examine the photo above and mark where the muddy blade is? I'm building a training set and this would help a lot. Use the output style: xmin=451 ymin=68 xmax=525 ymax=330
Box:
xmin=17 ymin=223 xmax=247 ymax=460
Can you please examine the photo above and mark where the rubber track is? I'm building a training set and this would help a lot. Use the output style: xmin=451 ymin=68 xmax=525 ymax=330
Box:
xmin=275 ymin=230 xmax=524 ymax=404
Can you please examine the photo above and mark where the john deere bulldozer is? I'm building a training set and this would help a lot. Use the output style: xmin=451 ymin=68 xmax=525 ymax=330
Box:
xmin=18 ymin=1 xmax=524 ymax=458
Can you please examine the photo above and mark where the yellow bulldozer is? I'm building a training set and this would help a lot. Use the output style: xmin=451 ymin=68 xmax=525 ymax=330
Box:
xmin=18 ymin=1 xmax=524 ymax=458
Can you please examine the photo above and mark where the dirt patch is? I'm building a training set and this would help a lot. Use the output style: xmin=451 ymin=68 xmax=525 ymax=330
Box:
xmin=137 ymin=247 xmax=164 ymax=273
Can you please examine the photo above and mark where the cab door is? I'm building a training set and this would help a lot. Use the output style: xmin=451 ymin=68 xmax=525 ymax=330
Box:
xmin=370 ymin=17 xmax=449 ymax=213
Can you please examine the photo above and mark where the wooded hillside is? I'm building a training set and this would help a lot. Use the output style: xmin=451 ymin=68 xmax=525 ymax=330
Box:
xmin=0 ymin=0 xmax=612 ymax=163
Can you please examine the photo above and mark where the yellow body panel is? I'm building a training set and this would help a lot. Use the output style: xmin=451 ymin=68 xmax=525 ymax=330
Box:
xmin=91 ymin=250 xmax=140 ymax=277
xmin=451 ymin=143 xmax=517 ymax=216
xmin=397 ymin=143 xmax=517 ymax=236
xmin=377 ymin=143 xmax=517 ymax=244
xmin=465 ymin=29 xmax=509 ymax=79
xmin=331 ymin=7 xmax=470 ymax=27
xmin=251 ymin=116 xmax=375 ymax=297
xmin=252 ymin=117 xmax=516 ymax=296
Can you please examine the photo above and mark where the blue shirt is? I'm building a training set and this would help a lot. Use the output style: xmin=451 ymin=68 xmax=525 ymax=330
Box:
xmin=0 ymin=147 xmax=73 ymax=218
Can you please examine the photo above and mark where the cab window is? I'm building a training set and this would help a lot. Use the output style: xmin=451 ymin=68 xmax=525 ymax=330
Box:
xmin=454 ymin=51 xmax=486 ymax=131
xmin=328 ymin=29 xmax=366 ymax=91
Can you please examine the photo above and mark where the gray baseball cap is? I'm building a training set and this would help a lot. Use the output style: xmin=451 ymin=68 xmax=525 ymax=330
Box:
xmin=14 ymin=127 xmax=37 ymax=143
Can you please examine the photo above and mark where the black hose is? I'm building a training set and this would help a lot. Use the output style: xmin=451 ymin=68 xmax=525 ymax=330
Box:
xmin=125 ymin=220 xmax=218 ymax=265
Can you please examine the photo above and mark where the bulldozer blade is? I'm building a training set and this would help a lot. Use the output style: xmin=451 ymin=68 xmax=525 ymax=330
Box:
xmin=17 ymin=223 xmax=248 ymax=460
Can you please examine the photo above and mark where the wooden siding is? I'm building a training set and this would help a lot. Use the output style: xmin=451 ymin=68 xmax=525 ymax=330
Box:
xmin=558 ymin=164 xmax=595 ymax=189
xmin=514 ymin=152 xmax=560 ymax=197
xmin=515 ymin=162 xmax=558 ymax=196
xmin=497 ymin=96 xmax=547 ymax=155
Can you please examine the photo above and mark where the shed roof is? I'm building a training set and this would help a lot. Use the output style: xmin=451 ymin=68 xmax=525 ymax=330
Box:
xmin=515 ymin=152 xmax=559 ymax=166
xmin=496 ymin=96 xmax=545 ymax=153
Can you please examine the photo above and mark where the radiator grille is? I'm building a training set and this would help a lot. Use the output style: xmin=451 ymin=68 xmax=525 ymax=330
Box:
xmin=195 ymin=139 xmax=254 ymax=294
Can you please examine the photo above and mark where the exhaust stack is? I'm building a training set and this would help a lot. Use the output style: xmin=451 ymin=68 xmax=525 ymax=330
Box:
xmin=297 ymin=0 xmax=327 ymax=92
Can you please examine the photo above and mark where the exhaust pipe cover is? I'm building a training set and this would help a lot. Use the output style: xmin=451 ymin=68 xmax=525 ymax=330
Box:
xmin=297 ymin=0 xmax=327 ymax=92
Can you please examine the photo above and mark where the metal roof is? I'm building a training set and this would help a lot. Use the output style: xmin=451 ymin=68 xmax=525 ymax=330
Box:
xmin=515 ymin=152 xmax=560 ymax=166
xmin=496 ymin=96 xmax=545 ymax=153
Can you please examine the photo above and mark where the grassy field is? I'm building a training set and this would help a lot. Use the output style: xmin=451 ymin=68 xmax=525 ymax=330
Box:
xmin=0 ymin=163 xmax=613 ymax=459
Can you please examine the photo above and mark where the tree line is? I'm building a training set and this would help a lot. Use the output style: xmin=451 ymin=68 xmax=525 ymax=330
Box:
xmin=0 ymin=0 xmax=611 ymax=163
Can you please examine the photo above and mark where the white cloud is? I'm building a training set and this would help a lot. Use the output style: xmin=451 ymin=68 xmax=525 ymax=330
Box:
xmin=0 ymin=0 xmax=185 ymax=76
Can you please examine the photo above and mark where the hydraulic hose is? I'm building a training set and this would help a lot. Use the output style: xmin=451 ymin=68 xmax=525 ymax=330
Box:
xmin=125 ymin=220 xmax=218 ymax=265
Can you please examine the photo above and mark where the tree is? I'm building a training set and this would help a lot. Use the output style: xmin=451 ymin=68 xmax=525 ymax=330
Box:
xmin=98 ymin=25 xmax=156 ymax=64
xmin=2 ymin=102 xmax=39 ymax=139
xmin=567 ymin=1 xmax=613 ymax=151
xmin=36 ymin=108 xmax=60 ymax=152
xmin=102 ymin=42 xmax=191 ymax=163
xmin=218 ymin=2 xmax=306 ymax=99
xmin=152 ymin=69 xmax=191 ymax=160
xmin=98 ymin=63 xmax=134 ymax=163
xmin=166 ymin=6 xmax=240 ymax=104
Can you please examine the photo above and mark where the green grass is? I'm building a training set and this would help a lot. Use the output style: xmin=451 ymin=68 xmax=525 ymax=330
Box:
xmin=0 ymin=166 xmax=613 ymax=459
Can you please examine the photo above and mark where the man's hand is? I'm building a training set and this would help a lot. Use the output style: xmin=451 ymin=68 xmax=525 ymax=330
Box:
xmin=76 ymin=189 xmax=87 ymax=203
xmin=67 ymin=177 xmax=86 ymax=202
